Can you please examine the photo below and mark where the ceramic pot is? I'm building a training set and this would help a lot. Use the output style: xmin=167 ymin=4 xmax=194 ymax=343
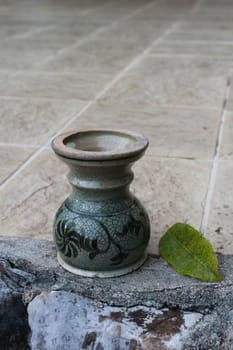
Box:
xmin=52 ymin=129 xmax=150 ymax=278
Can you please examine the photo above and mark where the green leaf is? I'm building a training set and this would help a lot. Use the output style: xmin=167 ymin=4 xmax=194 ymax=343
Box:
xmin=159 ymin=223 xmax=223 ymax=282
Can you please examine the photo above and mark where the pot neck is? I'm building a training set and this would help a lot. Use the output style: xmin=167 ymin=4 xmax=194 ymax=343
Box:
xmin=67 ymin=162 xmax=134 ymax=200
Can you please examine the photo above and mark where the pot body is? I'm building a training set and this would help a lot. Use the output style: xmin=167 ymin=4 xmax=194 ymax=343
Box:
xmin=52 ymin=130 xmax=150 ymax=277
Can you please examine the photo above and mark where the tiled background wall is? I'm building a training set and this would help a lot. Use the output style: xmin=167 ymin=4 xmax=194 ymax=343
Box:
xmin=1 ymin=0 xmax=233 ymax=254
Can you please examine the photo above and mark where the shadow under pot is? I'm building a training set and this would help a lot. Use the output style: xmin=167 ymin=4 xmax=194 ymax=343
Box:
xmin=51 ymin=129 xmax=150 ymax=278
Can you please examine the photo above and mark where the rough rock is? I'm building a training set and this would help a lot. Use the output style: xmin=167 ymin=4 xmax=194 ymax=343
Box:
xmin=0 ymin=237 xmax=232 ymax=349
xmin=0 ymin=258 xmax=33 ymax=350
xmin=28 ymin=291 xmax=202 ymax=350
xmin=0 ymin=237 xmax=232 ymax=311
xmin=183 ymin=305 xmax=233 ymax=350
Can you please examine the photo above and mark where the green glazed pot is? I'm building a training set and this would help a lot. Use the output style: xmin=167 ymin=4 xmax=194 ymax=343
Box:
xmin=52 ymin=129 xmax=150 ymax=278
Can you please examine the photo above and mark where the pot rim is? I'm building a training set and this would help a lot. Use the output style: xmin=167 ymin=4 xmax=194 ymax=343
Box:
xmin=52 ymin=128 xmax=149 ymax=161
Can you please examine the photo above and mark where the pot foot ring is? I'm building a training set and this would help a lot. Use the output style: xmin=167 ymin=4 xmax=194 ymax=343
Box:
xmin=57 ymin=252 xmax=148 ymax=278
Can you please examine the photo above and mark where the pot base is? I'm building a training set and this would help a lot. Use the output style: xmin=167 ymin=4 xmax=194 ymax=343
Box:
xmin=57 ymin=252 xmax=148 ymax=278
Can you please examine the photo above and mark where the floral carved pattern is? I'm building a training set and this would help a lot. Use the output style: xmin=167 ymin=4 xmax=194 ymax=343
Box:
xmin=55 ymin=211 xmax=149 ymax=266
xmin=55 ymin=220 xmax=100 ymax=260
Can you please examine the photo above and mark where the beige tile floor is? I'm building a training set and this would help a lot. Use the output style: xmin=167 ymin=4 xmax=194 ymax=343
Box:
xmin=1 ymin=0 xmax=233 ymax=255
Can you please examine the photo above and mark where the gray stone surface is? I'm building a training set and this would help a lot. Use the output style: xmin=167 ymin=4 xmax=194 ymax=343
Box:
xmin=0 ymin=258 xmax=33 ymax=350
xmin=0 ymin=237 xmax=232 ymax=310
xmin=28 ymin=291 xmax=202 ymax=350
xmin=0 ymin=237 xmax=233 ymax=349
xmin=183 ymin=305 xmax=233 ymax=350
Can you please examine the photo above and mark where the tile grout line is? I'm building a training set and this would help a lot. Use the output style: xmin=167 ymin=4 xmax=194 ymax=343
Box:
xmin=6 ymin=0 xmax=161 ymax=82
xmin=6 ymin=25 xmax=55 ymax=41
xmin=43 ymin=22 xmax=180 ymax=139
xmin=0 ymin=95 xmax=90 ymax=102
xmin=157 ymin=40 xmax=233 ymax=45
xmin=0 ymin=145 xmax=50 ymax=190
xmin=0 ymin=94 xmax=222 ymax=111
xmin=149 ymin=53 xmax=233 ymax=59
xmin=91 ymin=22 xmax=180 ymax=101
xmin=30 ymin=26 xmax=109 ymax=70
xmin=30 ymin=0 xmax=162 ymax=71
xmin=0 ymin=99 xmax=95 ymax=190
xmin=0 ymin=142 xmax=38 ymax=148
xmin=0 ymin=19 xmax=179 ymax=192
xmin=56 ymin=0 xmax=113 ymax=19
xmin=200 ymin=69 xmax=232 ymax=235
xmin=191 ymin=0 xmax=206 ymax=13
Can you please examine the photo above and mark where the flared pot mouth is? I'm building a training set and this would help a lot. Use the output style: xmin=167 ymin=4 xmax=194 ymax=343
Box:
xmin=52 ymin=129 xmax=149 ymax=161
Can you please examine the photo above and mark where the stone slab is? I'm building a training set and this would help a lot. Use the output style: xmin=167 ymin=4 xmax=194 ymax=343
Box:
xmin=0 ymin=258 xmax=33 ymax=350
xmin=0 ymin=237 xmax=233 ymax=349
xmin=28 ymin=291 xmax=202 ymax=350
xmin=100 ymin=55 xmax=230 ymax=109
xmin=0 ymin=237 xmax=232 ymax=311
